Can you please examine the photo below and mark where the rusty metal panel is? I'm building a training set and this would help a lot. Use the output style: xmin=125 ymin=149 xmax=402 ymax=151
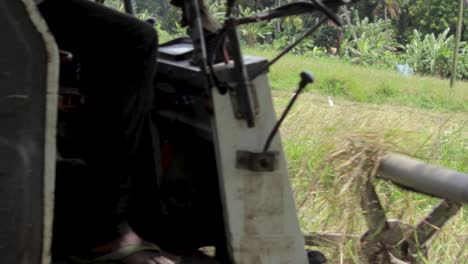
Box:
xmin=0 ymin=0 xmax=58 ymax=263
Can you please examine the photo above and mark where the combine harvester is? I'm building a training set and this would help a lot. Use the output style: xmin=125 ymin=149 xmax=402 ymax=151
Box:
xmin=0 ymin=0 xmax=466 ymax=263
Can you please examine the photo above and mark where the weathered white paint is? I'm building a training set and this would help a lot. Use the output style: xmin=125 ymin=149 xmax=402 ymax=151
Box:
xmin=21 ymin=1 xmax=59 ymax=263
xmin=211 ymin=72 xmax=308 ymax=263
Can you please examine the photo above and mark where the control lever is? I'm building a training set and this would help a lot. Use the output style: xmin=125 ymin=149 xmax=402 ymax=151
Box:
xmin=263 ymin=71 xmax=315 ymax=153
xmin=237 ymin=72 xmax=314 ymax=172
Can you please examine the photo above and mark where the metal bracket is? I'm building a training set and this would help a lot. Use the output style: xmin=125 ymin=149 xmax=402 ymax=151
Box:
xmin=225 ymin=18 xmax=257 ymax=127
xmin=229 ymin=86 xmax=259 ymax=120
xmin=236 ymin=151 xmax=277 ymax=172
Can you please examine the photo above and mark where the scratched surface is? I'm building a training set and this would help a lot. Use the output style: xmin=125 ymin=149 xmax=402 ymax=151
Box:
xmin=0 ymin=1 xmax=49 ymax=263
xmin=212 ymin=73 xmax=308 ymax=264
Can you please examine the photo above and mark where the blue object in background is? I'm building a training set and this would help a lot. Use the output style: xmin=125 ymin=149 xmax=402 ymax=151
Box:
xmin=396 ymin=63 xmax=414 ymax=76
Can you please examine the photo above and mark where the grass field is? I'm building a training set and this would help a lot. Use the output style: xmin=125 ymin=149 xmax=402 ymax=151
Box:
xmin=245 ymin=48 xmax=468 ymax=112
xmin=260 ymin=51 xmax=468 ymax=263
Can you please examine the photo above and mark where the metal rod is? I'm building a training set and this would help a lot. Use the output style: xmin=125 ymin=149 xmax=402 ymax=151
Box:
xmin=450 ymin=0 xmax=464 ymax=87
xmin=360 ymin=179 xmax=388 ymax=238
xmin=408 ymin=200 xmax=461 ymax=246
xmin=378 ymin=154 xmax=468 ymax=203
xmin=185 ymin=0 xmax=212 ymax=89
xmin=262 ymin=71 xmax=313 ymax=152
xmin=123 ymin=0 xmax=135 ymax=15
xmin=189 ymin=0 xmax=208 ymax=68
xmin=226 ymin=18 xmax=256 ymax=127
xmin=225 ymin=0 xmax=237 ymax=17
xmin=250 ymin=17 xmax=327 ymax=80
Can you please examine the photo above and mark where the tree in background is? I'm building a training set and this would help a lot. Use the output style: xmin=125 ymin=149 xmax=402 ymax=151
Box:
xmin=403 ymin=0 xmax=467 ymax=42
xmin=351 ymin=0 xmax=379 ymax=22
xmin=133 ymin=0 xmax=181 ymax=34
xmin=102 ymin=0 xmax=467 ymax=79
xmin=372 ymin=0 xmax=399 ymax=31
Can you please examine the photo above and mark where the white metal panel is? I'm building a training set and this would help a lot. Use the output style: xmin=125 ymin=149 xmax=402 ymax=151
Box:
xmin=211 ymin=73 xmax=308 ymax=264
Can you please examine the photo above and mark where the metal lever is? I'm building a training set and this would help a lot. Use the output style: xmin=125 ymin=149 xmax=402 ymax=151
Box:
xmin=237 ymin=72 xmax=314 ymax=172
xmin=263 ymin=71 xmax=314 ymax=153
xmin=299 ymin=71 xmax=315 ymax=88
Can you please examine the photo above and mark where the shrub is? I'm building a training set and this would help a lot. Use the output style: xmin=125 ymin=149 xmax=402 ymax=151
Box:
xmin=340 ymin=17 xmax=402 ymax=68
xmin=404 ymin=29 xmax=468 ymax=79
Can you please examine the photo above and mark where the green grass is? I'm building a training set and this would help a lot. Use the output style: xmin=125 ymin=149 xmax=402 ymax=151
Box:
xmin=257 ymin=45 xmax=468 ymax=261
xmin=273 ymin=91 xmax=468 ymax=263
xmin=245 ymin=48 xmax=468 ymax=112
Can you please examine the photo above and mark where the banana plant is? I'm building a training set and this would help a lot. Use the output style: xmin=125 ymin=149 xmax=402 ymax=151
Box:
xmin=238 ymin=5 xmax=274 ymax=47
xmin=405 ymin=29 xmax=467 ymax=79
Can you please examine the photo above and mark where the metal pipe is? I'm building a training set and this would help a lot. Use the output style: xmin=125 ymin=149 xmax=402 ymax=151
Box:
xmin=123 ymin=0 xmax=135 ymax=15
xmin=378 ymin=154 xmax=468 ymax=203
xmin=250 ymin=17 xmax=327 ymax=80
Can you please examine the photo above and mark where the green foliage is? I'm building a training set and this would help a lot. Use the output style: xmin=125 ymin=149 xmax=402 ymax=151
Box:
xmin=207 ymin=0 xmax=227 ymax=22
xmin=404 ymin=29 xmax=468 ymax=79
xmin=238 ymin=5 xmax=330 ymax=56
xmin=269 ymin=36 xmax=325 ymax=56
xmin=134 ymin=0 xmax=181 ymax=34
xmin=406 ymin=0 xmax=468 ymax=41
xmin=281 ymin=16 xmax=304 ymax=36
xmin=280 ymin=95 xmax=468 ymax=263
xmin=244 ymin=48 xmax=468 ymax=111
xmin=340 ymin=17 xmax=401 ymax=68
xmin=351 ymin=0 xmax=380 ymax=21
xmin=155 ymin=23 xmax=174 ymax=44
xmin=103 ymin=0 xmax=122 ymax=10
xmin=314 ymin=77 xmax=367 ymax=102
xmin=238 ymin=6 xmax=274 ymax=47
xmin=125 ymin=1 xmax=467 ymax=80
xmin=313 ymin=25 xmax=341 ymax=50
xmin=271 ymin=15 xmax=330 ymax=56
xmin=373 ymin=0 xmax=400 ymax=20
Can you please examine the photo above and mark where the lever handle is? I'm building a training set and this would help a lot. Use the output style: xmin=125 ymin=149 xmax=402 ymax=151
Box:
xmin=299 ymin=71 xmax=315 ymax=88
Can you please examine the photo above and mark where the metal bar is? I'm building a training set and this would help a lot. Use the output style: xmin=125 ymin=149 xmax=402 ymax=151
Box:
xmin=225 ymin=0 xmax=236 ymax=17
xmin=250 ymin=17 xmax=327 ymax=80
xmin=378 ymin=154 xmax=468 ymax=203
xmin=187 ymin=0 xmax=209 ymax=70
xmin=225 ymin=18 xmax=256 ymax=127
xmin=407 ymin=200 xmax=461 ymax=246
xmin=450 ymin=0 xmax=464 ymax=87
xmin=123 ymin=0 xmax=135 ymax=15
xmin=360 ymin=179 xmax=389 ymax=238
